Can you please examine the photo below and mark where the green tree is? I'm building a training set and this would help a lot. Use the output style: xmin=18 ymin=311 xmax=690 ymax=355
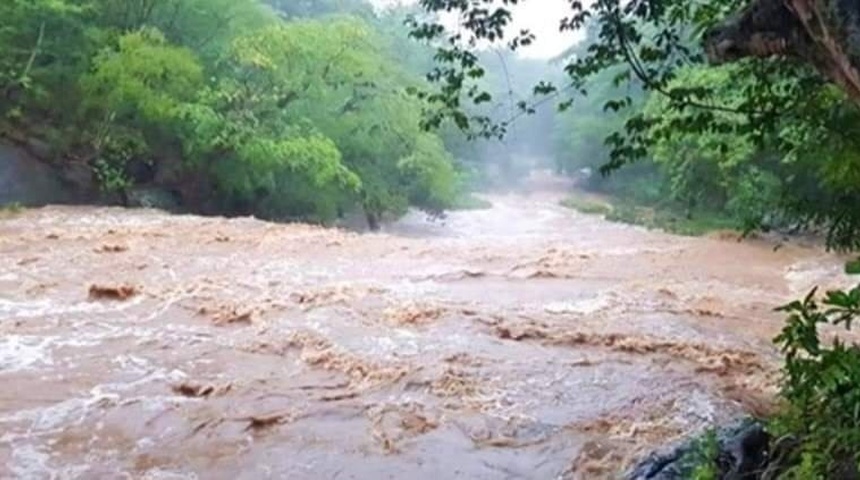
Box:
xmin=0 ymin=0 xmax=89 ymax=124
xmin=80 ymin=27 xmax=204 ymax=193
xmin=412 ymin=0 xmax=860 ymax=249
xmin=0 ymin=0 xmax=464 ymax=226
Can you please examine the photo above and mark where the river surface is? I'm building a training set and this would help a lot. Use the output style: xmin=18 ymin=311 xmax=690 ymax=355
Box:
xmin=0 ymin=174 xmax=853 ymax=479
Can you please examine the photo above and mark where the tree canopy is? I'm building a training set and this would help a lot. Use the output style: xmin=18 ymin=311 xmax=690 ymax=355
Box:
xmin=411 ymin=0 xmax=860 ymax=249
xmin=0 ymin=0 xmax=470 ymax=227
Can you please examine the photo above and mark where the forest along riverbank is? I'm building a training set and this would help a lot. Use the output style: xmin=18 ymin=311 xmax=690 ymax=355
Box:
xmin=0 ymin=181 xmax=852 ymax=479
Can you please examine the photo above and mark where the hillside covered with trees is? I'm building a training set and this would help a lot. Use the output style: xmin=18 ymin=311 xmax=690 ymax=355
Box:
xmin=0 ymin=0 xmax=478 ymax=227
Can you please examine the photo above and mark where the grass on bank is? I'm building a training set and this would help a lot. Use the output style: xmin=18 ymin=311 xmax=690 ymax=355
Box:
xmin=564 ymin=192 xmax=860 ymax=274
xmin=560 ymin=196 xmax=613 ymax=215
xmin=606 ymin=203 xmax=741 ymax=236
xmin=560 ymin=193 xmax=741 ymax=237
xmin=451 ymin=194 xmax=493 ymax=211
xmin=0 ymin=202 xmax=25 ymax=218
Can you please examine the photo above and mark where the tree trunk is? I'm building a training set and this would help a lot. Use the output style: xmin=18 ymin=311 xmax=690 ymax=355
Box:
xmin=704 ymin=0 xmax=860 ymax=102
xmin=365 ymin=211 xmax=380 ymax=232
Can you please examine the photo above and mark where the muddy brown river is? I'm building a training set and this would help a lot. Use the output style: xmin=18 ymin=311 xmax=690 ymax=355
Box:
xmin=0 ymin=175 xmax=853 ymax=479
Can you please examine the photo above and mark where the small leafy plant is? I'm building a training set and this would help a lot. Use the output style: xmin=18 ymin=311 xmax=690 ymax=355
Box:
xmin=771 ymin=284 xmax=860 ymax=477
xmin=0 ymin=202 xmax=24 ymax=217
xmin=1 ymin=201 xmax=23 ymax=211
xmin=687 ymin=429 xmax=720 ymax=480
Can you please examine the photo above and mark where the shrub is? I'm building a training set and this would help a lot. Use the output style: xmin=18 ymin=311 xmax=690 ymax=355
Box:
xmin=771 ymin=284 xmax=860 ymax=477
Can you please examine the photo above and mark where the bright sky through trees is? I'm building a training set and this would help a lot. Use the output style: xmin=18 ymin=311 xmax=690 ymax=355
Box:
xmin=370 ymin=0 xmax=583 ymax=59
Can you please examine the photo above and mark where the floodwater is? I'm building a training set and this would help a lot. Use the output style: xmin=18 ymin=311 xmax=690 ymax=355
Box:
xmin=0 ymin=174 xmax=853 ymax=479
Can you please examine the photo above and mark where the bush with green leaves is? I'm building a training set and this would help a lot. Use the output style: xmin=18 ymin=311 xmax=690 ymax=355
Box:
xmin=771 ymin=285 xmax=860 ymax=477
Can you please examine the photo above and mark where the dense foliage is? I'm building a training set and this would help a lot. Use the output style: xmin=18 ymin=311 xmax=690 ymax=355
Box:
xmin=0 ymin=0 xmax=468 ymax=226
xmin=771 ymin=285 xmax=860 ymax=477
xmin=412 ymin=0 xmax=860 ymax=250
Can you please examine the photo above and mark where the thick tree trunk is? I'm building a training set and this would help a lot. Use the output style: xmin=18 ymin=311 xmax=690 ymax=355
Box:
xmin=704 ymin=0 xmax=860 ymax=102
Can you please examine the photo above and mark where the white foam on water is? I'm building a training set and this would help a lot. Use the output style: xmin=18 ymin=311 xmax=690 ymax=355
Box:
xmin=388 ymin=279 xmax=443 ymax=296
xmin=0 ymin=335 xmax=55 ymax=371
xmin=544 ymin=295 xmax=612 ymax=315
xmin=110 ymin=354 xmax=153 ymax=375
xmin=0 ymin=298 xmax=56 ymax=319
xmin=785 ymin=257 xmax=850 ymax=296
xmin=9 ymin=444 xmax=53 ymax=479
xmin=141 ymin=469 xmax=199 ymax=480
xmin=136 ymin=437 xmax=157 ymax=449
xmin=0 ymin=272 xmax=19 ymax=282
xmin=0 ymin=395 xmax=110 ymax=439
xmin=6 ymin=443 xmax=99 ymax=480
xmin=0 ymin=295 xmax=146 ymax=321
xmin=367 ymin=334 xmax=420 ymax=358
xmin=673 ymin=389 xmax=720 ymax=427
xmin=0 ymin=368 xmax=189 ymax=440
xmin=54 ymin=335 xmax=105 ymax=349
xmin=91 ymin=368 xmax=187 ymax=398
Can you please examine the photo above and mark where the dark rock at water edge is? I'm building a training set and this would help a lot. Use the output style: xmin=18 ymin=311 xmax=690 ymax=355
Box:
xmin=0 ymin=141 xmax=185 ymax=210
xmin=123 ymin=187 xmax=182 ymax=211
xmin=627 ymin=418 xmax=769 ymax=480
xmin=0 ymin=144 xmax=78 ymax=206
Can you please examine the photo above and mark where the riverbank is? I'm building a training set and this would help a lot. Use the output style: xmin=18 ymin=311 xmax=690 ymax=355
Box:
xmin=560 ymin=190 xmax=743 ymax=237
xmin=561 ymin=190 xmax=860 ymax=275
xmin=559 ymin=188 xmax=860 ymax=478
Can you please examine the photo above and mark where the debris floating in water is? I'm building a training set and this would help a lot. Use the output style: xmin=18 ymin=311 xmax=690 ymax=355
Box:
xmin=94 ymin=244 xmax=129 ymax=253
xmin=172 ymin=381 xmax=233 ymax=398
xmin=88 ymin=283 xmax=139 ymax=300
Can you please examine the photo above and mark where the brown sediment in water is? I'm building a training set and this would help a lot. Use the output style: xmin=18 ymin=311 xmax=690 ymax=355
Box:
xmin=265 ymin=331 xmax=414 ymax=388
xmin=369 ymin=402 xmax=440 ymax=453
xmin=289 ymin=283 xmax=388 ymax=310
xmin=430 ymin=367 xmax=482 ymax=398
xmin=493 ymin=321 xmax=768 ymax=372
xmin=0 ymin=175 xmax=854 ymax=479
xmin=198 ymin=304 xmax=256 ymax=326
xmin=172 ymin=381 xmax=233 ymax=398
xmin=385 ymin=301 xmax=445 ymax=326
xmin=94 ymin=244 xmax=129 ymax=253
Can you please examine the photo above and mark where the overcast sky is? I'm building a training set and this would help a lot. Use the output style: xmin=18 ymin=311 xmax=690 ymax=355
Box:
xmin=370 ymin=0 xmax=584 ymax=60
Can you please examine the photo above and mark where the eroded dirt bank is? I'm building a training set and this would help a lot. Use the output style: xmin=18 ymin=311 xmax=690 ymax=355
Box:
xmin=0 ymin=177 xmax=852 ymax=479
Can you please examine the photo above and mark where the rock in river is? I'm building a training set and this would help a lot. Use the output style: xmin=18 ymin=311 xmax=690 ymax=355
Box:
xmin=628 ymin=418 xmax=770 ymax=480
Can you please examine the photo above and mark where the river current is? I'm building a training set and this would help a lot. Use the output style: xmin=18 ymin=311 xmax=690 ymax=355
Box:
xmin=0 ymin=174 xmax=852 ymax=479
